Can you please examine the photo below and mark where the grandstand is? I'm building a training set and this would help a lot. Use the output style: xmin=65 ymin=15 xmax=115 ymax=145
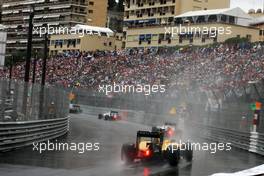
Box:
xmin=1 ymin=42 xmax=263 ymax=97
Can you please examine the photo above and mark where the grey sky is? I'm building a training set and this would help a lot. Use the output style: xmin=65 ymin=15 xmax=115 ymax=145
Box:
xmin=230 ymin=0 xmax=263 ymax=12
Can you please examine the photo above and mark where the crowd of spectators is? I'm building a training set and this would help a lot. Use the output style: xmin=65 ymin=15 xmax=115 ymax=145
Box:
xmin=1 ymin=42 xmax=264 ymax=96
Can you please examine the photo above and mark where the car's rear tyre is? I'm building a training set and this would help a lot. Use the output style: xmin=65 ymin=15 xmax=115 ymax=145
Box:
xmin=98 ymin=114 xmax=103 ymax=119
xmin=184 ymin=142 xmax=193 ymax=162
xmin=104 ymin=115 xmax=110 ymax=120
xmin=121 ymin=143 xmax=136 ymax=165
xmin=165 ymin=145 xmax=180 ymax=166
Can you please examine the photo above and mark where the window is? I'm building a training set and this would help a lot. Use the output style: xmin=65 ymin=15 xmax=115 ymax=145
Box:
xmin=101 ymin=32 xmax=107 ymax=36
xmin=88 ymin=10 xmax=93 ymax=13
xmin=109 ymin=42 xmax=112 ymax=46
xmin=89 ymin=1 xmax=94 ymax=5
xmin=229 ymin=16 xmax=235 ymax=23
xmin=179 ymin=37 xmax=182 ymax=43
xmin=146 ymin=34 xmax=152 ymax=42
xmin=246 ymin=35 xmax=251 ymax=40
xmin=159 ymin=34 xmax=165 ymax=41
xmin=260 ymin=30 xmax=263 ymax=36
xmin=165 ymin=33 xmax=171 ymax=40
xmin=55 ymin=40 xmax=63 ymax=48
xmin=139 ymin=34 xmax=145 ymax=41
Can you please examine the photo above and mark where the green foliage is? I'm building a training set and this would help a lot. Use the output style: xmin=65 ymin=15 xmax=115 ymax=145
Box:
xmin=108 ymin=0 xmax=117 ymax=10
xmin=224 ymin=37 xmax=249 ymax=44
xmin=117 ymin=0 xmax=124 ymax=12
xmin=108 ymin=0 xmax=124 ymax=12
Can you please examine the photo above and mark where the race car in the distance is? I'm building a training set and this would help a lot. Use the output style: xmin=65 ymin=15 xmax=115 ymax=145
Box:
xmin=121 ymin=129 xmax=193 ymax=166
xmin=152 ymin=122 xmax=177 ymax=138
xmin=98 ymin=111 xmax=121 ymax=120
xmin=69 ymin=104 xmax=82 ymax=114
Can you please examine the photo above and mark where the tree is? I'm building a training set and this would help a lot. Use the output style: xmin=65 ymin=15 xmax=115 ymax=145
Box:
xmin=108 ymin=0 xmax=117 ymax=10
xmin=224 ymin=37 xmax=249 ymax=44
xmin=117 ymin=0 xmax=124 ymax=12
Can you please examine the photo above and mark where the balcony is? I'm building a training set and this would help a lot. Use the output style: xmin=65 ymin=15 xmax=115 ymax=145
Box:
xmin=125 ymin=0 xmax=176 ymax=11
xmin=2 ymin=0 xmax=87 ymax=11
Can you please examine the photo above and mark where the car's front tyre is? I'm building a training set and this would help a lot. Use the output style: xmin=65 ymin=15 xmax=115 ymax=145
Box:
xmin=104 ymin=115 xmax=110 ymax=120
xmin=98 ymin=114 xmax=103 ymax=119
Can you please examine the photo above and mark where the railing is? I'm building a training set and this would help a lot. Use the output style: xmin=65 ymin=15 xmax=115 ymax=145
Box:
xmin=190 ymin=122 xmax=264 ymax=156
xmin=0 ymin=117 xmax=69 ymax=152
xmin=0 ymin=79 xmax=70 ymax=152
xmin=249 ymin=132 xmax=264 ymax=155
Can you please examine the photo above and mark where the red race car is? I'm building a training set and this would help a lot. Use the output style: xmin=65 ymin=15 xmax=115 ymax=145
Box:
xmin=98 ymin=111 xmax=121 ymax=121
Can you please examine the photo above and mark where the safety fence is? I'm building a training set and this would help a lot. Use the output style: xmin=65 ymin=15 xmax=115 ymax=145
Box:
xmin=0 ymin=117 xmax=69 ymax=152
xmin=0 ymin=79 xmax=69 ymax=122
xmin=0 ymin=79 xmax=70 ymax=152
xmin=188 ymin=122 xmax=264 ymax=156
xmin=70 ymin=86 xmax=264 ymax=133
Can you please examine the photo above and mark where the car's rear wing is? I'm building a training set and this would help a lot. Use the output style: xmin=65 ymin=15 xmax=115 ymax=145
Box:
xmin=164 ymin=122 xmax=177 ymax=126
xmin=137 ymin=131 xmax=161 ymax=138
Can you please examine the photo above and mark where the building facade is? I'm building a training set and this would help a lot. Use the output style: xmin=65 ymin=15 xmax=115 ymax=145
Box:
xmin=87 ymin=0 xmax=107 ymax=27
xmin=123 ymin=4 xmax=262 ymax=48
xmin=1 ymin=0 xmax=107 ymax=56
xmin=49 ymin=24 xmax=122 ymax=55
xmin=251 ymin=16 xmax=264 ymax=42
xmin=123 ymin=0 xmax=234 ymax=48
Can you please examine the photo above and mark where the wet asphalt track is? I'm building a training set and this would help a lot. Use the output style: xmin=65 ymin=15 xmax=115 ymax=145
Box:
xmin=0 ymin=111 xmax=263 ymax=176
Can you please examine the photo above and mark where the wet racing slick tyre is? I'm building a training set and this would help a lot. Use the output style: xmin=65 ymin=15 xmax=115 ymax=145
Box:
xmin=104 ymin=115 xmax=110 ymax=120
xmin=165 ymin=145 xmax=180 ymax=166
xmin=98 ymin=114 xmax=103 ymax=119
xmin=184 ymin=142 xmax=193 ymax=162
xmin=121 ymin=144 xmax=136 ymax=165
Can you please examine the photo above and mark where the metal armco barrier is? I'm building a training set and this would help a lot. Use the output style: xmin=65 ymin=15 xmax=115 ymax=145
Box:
xmin=249 ymin=132 xmax=264 ymax=155
xmin=190 ymin=123 xmax=264 ymax=156
xmin=0 ymin=117 xmax=69 ymax=152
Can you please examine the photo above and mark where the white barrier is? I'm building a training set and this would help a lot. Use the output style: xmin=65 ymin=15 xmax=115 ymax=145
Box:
xmin=211 ymin=164 xmax=264 ymax=176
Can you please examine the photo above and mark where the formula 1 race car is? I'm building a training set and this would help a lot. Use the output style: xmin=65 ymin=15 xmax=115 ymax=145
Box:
xmin=121 ymin=130 xmax=193 ymax=166
xmin=69 ymin=104 xmax=82 ymax=114
xmin=152 ymin=122 xmax=177 ymax=137
xmin=98 ymin=111 xmax=121 ymax=121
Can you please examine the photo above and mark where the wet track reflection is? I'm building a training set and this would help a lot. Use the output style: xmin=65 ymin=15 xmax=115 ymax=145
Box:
xmin=0 ymin=111 xmax=263 ymax=176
